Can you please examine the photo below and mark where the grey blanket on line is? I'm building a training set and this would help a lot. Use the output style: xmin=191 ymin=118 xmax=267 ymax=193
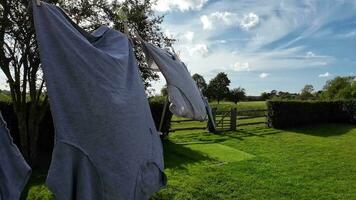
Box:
xmin=32 ymin=1 xmax=166 ymax=199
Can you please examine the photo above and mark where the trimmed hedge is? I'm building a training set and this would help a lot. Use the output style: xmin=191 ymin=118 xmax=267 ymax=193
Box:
xmin=267 ymin=100 xmax=356 ymax=128
xmin=149 ymin=99 xmax=173 ymax=138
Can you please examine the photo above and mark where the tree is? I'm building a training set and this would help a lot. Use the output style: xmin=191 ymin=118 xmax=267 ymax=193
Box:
xmin=112 ymin=0 xmax=174 ymax=88
xmin=206 ymin=72 xmax=230 ymax=103
xmin=0 ymin=0 xmax=172 ymax=164
xmin=276 ymin=91 xmax=297 ymax=100
xmin=321 ymin=76 xmax=356 ymax=100
xmin=299 ymin=84 xmax=314 ymax=100
xmin=161 ymin=85 xmax=168 ymax=96
xmin=260 ymin=90 xmax=278 ymax=100
xmin=228 ymin=87 xmax=246 ymax=104
xmin=192 ymin=73 xmax=207 ymax=94
xmin=0 ymin=0 xmax=54 ymax=163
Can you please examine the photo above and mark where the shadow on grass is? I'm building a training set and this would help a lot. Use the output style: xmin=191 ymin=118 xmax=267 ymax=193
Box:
xmin=163 ymin=140 xmax=215 ymax=169
xmin=285 ymin=123 xmax=356 ymax=137
xmin=221 ymin=126 xmax=282 ymax=140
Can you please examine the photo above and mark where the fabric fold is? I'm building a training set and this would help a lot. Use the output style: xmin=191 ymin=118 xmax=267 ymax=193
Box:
xmin=142 ymin=42 xmax=207 ymax=121
xmin=32 ymin=1 xmax=166 ymax=199
xmin=0 ymin=112 xmax=31 ymax=200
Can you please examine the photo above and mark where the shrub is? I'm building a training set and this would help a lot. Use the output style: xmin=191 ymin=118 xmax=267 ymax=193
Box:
xmin=149 ymin=96 xmax=173 ymax=138
xmin=267 ymin=100 xmax=356 ymax=128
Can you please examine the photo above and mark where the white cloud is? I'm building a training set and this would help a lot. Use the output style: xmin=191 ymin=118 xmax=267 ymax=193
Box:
xmin=200 ymin=11 xmax=235 ymax=30
xmin=343 ymin=31 xmax=356 ymax=38
xmin=200 ymin=11 xmax=260 ymax=31
xmin=219 ymin=40 xmax=227 ymax=44
xmin=188 ymin=44 xmax=209 ymax=56
xmin=319 ymin=72 xmax=331 ymax=77
xmin=306 ymin=51 xmax=315 ymax=58
xmin=240 ymin=12 xmax=260 ymax=30
xmin=198 ymin=11 xmax=262 ymax=32
xmin=335 ymin=30 xmax=356 ymax=38
xmin=200 ymin=15 xmax=213 ymax=30
xmin=233 ymin=62 xmax=250 ymax=72
xmin=259 ymin=73 xmax=270 ymax=78
xmin=184 ymin=31 xmax=195 ymax=42
xmin=153 ymin=0 xmax=208 ymax=12
xmin=211 ymin=11 xmax=234 ymax=25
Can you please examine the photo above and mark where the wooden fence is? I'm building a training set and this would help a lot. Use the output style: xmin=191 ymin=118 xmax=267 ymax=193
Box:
xmin=169 ymin=108 xmax=267 ymax=133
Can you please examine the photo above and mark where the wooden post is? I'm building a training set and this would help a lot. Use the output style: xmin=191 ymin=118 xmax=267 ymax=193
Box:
xmin=159 ymin=96 xmax=169 ymax=132
xmin=230 ymin=108 xmax=237 ymax=131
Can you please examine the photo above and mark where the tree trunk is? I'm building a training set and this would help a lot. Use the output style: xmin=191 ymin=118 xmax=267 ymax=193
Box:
xmin=16 ymin=111 xmax=29 ymax=161
xmin=28 ymin=118 xmax=41 ymax=165
xmin=28 ymin=102 xmax=47 ymax=166
xmin=14 ymin=101 xmax=48 ymax=165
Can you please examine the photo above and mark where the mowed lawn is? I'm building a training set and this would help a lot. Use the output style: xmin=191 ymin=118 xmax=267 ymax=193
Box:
xmin=153 ymin=124 xmax=356 ymax=200
xmin=23 ymin=101 xmax=356 ymax=199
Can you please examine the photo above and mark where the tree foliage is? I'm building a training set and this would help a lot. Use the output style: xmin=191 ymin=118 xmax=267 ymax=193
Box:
xmin=206 ymin=72 xmax=230 ymax=103
xmin=192 ymin=73 xmax=207 ymax=94
xmin=321 ymin=76 xmax=356 ymax=100
xmin=111 ymin=0 xmax=174 ymax=88
xmin=161 ymin=85 xmax=168 ymax=96
xmin=228 ymin=87 xmax=246 ymax=104
xmin=299 ymin=84 xmax=315 ymax=100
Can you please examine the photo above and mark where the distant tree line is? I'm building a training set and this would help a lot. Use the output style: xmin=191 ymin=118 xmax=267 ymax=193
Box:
xmin=263 ymin=76 xmax=356 ymax=101
xmin=160 ymin=73 xmax=356 ymax=103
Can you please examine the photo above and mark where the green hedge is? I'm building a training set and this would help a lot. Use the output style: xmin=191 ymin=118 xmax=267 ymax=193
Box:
xmin=149 ymin=97 xmax=173 ymax=138
xmin=267 ymin=100 xmax=356 ymax=128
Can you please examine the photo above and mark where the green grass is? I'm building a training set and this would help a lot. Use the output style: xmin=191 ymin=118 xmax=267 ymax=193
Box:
xmin=24 ymin=124 xmax=356 ymax=200
xmin=22 ymin=101 xmax=356 ymax=199
xmin=183 ymin=143 xmax=255 ymax=163
xmin=0 ymin=92 xmax=11 ymax=102
xmin=152 ymin=124 xmax=356 ymax=200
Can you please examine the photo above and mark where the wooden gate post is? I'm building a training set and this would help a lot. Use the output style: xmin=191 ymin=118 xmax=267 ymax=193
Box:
xmin=230 ymin=108 xmax=237 ymax=131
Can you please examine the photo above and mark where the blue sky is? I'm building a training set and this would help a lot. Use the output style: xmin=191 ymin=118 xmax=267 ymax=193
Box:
xmin=150 ymin=0 xmax=356 ymax=95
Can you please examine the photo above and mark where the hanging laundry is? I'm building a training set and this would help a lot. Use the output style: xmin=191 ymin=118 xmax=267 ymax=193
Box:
xmin=203 ymin=97 xmax=216 ymax=132
xmin=0 ymin=112 xmax=31 ymax=200
xmin=32 ymin=1 xmax=166 ymax=200
xmin=142 ymin=42 xmax=207 ymax=121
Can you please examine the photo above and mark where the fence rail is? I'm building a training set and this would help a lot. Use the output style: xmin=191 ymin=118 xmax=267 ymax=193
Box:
xmin=169 ymin=108 xmax=267 ymax=133
xmin=237 ymin=115 xmax=266 ymax=120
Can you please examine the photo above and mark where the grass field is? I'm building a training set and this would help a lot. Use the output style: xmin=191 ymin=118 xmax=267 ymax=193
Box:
xmin=152 ymin=124 xmax=356 ymax=200
xmin=22 ymin=101 xmax=356 ymax=199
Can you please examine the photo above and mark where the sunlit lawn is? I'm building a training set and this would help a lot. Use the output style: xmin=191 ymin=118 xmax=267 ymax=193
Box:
xmin=152 ymin=124 xmax=356 ymax=200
